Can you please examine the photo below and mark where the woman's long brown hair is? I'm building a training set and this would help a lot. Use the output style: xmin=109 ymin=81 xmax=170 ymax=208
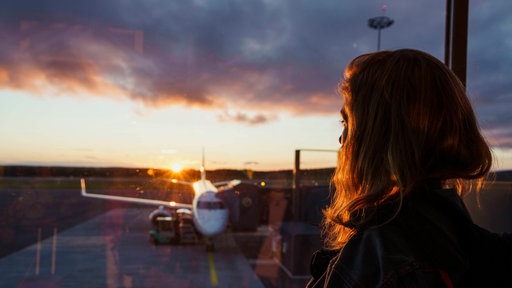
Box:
xmin=323 ymin=49 xmax=493 ymax=250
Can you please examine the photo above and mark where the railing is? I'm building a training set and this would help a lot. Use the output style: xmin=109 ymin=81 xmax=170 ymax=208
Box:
xmin=464 ymin=181 xmax=512 ymax=233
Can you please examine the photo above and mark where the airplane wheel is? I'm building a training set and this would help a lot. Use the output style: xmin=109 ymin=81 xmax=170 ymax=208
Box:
xmin=205 ymin=237 xmax=215 ymax=252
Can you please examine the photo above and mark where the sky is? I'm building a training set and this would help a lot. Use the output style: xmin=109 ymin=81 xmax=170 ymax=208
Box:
xmin=0 ymin=0 xmax=511 ymax=172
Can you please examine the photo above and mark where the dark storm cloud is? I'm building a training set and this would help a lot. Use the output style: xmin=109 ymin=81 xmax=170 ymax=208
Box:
xmin=465 ymin=0 xmax=512 ymax=148
xmin=0 ymin=0 xmax=511 ymax=141
xmin=0 ymin=0 xmax=369 ymax=117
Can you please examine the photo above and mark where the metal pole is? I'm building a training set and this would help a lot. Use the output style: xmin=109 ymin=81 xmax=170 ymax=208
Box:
xmin=444 ymin=0 xmax=468 ymax=87
xmin=452 ymin=0 xmax=468 ymax=87
xmin=293 ymin=149 xmax=301 ymax=220
xmin=444 ymin=0 xmax=452 ymax=66
xmin=368 ymin=16 xmax=394 ymax=52
xmin=377 ymin=28 xmax=382 ymax=51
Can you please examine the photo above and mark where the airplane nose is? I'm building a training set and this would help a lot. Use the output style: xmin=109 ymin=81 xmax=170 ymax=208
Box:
xmin=193 ymin=191 xmax=229 ymax=236
xmin=194 ymin=208 xmax=229 ymax=237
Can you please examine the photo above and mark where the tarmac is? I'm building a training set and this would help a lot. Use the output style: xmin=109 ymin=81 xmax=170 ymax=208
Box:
xmin=2 ymin=178 xmax=511 ymax=287
xmin=0 ymin=178 xmax=314 ymax=288
xmin=0 ymin=207 xmax=266 ymax=287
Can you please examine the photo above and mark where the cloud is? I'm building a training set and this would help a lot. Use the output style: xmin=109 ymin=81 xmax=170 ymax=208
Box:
xmin=0 ymin=0 xmax=511 ymax=138
xmin=465 ymin=0 xmax=512 ymax=148
xmin=0 ymin=13 xmax=341 ymax=114
xmin=217 ymin=110 xmax=276 ymax=125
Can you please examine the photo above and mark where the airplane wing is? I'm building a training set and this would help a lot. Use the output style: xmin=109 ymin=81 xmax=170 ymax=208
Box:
xmin=213 ymin=179 xmax=242 ymax=187
xmin=169 ymin=179 xmax=194 ymax=186
xmin=80 ymin=178 xmax=193 ymax=210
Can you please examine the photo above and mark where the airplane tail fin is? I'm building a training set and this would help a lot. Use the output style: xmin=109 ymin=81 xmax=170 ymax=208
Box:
xmin=201 ymin=147 xmax=206 ymax=181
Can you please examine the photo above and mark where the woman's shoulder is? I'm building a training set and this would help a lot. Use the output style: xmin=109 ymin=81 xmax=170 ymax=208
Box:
xmin=312 ymin=189 xmax=471 ymax=287
xmin=335 ymin=224 xmax=440 ymax=286
xmin=309 ymin=232 xmax=450 ymax=287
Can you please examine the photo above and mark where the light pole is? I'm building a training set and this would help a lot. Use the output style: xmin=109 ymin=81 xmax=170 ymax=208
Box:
xmin=368 ymin=5 xmax=394 ymax=51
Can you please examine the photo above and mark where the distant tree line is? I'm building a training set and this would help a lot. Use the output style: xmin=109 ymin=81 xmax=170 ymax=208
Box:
xmin=4 ymin=165 xmax=510 ymax=182
xmin=0 ymin=165 xmax=164 ymax=178
xmin=0 ymin=165 xmax=247 ymax=180
xmin=0 ymin=165 xmax=338 ymax=184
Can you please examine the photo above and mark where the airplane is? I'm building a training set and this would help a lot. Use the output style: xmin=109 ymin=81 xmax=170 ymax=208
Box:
xmin=80 ymin=155 xmax=241 ymax=252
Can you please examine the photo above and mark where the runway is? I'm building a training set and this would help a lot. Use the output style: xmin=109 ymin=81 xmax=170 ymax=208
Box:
xmin=0 ymin=208 xmax=265 ymax=288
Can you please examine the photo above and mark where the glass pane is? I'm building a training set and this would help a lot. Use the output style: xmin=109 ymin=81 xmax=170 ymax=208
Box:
xmin=1 ymin=1 xmax=510 ymax=287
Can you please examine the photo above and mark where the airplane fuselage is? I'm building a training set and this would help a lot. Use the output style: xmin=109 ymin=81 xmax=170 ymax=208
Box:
xmin=192 ymin=179 xmax=229 ymax=237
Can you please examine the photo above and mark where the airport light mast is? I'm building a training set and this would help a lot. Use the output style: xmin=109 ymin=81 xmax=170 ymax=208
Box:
xmin=368 ymin=5 xmax=394 ymax=51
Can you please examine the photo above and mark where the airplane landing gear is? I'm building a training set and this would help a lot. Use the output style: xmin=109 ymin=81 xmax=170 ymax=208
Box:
xmin=205 ymin=237 xmax=215 ymax=252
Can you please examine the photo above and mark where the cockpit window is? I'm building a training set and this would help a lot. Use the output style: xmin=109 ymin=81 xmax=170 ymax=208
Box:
xmin=197 ymin=201 xmax=225 ymax=210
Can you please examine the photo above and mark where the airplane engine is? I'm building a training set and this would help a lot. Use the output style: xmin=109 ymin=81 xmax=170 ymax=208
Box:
xmin=149 ymin=206 xmax=172 ymax=226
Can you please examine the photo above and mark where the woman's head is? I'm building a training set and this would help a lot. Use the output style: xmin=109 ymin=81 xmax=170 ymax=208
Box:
xmin=324 ymin=49 xmax=492 ymax=249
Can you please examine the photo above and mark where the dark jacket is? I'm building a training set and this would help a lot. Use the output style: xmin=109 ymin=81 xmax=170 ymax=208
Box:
xmin=307 ymin=188 xmax=512 ymax=287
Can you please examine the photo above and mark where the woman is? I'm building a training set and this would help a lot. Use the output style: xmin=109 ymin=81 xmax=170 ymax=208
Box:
xmin=307 ymin=49 xmax=512 ymax=287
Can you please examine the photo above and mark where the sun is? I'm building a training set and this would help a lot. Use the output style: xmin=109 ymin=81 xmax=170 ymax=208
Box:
xmin=171 ymin=163 xmax=183 ymax=173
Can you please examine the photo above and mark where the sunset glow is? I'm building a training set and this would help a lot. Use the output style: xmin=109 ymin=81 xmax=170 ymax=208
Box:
xmin=171 ymin=163 xmax=183 ymax=173
xmin=0 ymin=1 xmax=511 ymax=171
